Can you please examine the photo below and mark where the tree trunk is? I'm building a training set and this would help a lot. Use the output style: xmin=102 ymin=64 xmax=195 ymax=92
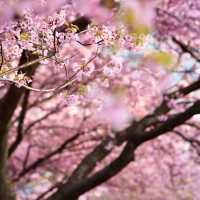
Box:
xmin=0 ymin=85 xmax=23 ymax=200
xmin=0 ymin=50 xmax=39 ymax=200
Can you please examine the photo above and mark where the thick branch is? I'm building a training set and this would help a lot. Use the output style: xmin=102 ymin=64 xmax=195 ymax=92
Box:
xmin=66 ymin=136 xmax=115 ymax=186
xmin=45 ymin=142 xmax=135 ymax=200
xmin=134 ymin=100 xmax=200 ymax=144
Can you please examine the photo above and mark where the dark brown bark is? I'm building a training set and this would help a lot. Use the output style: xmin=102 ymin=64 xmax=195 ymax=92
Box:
xmin=46 ymin=142 xmax=135 ymax=200
xmin=0 ymin=50 xmax=38 ymax=200
xmin=66 ymin=136 xmax=114 ymax=186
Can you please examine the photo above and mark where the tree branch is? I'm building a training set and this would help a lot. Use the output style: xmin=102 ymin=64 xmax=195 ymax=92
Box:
xmin=13 ymin=133 xmax=80 ymax=182
xmin=45 ymin=142 xmax=135 ymax=200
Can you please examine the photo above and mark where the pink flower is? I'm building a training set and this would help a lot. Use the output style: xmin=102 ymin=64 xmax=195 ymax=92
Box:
xmin=123 ymin=0 xmax=156 ymax=28
xmin=72 ymin=0 xmax=113 ymax=23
